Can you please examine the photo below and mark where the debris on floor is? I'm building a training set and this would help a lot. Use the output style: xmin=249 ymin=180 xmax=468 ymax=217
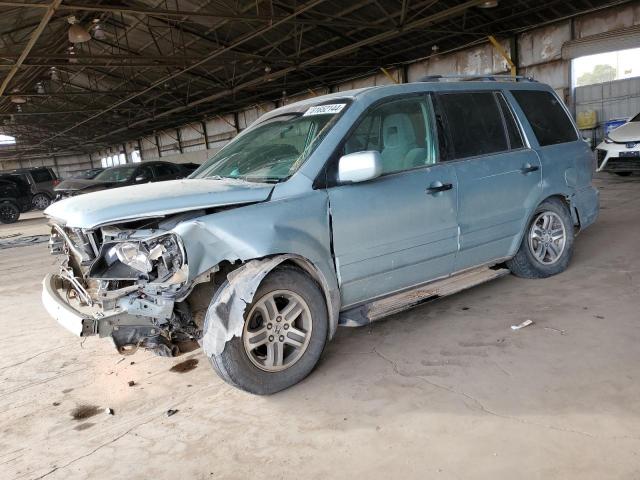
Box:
xmin=544 ymin=326 xmax=567 ymax=335
xmin=166 ymin=409 xmax=178 ymax=417
xmin=105 ymin=408 xmax=114 ymax=416
xmin=128 ymin=380 xmax=136 ymax=387
xmin=511 ymin=319 xmax=534 ymax=330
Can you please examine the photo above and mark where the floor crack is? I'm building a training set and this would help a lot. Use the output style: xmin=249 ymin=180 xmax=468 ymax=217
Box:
xmin=371 ymin=347 xmax=638 ymax=441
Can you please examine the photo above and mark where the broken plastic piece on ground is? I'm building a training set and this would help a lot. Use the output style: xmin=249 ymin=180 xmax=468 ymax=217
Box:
xmin=105 ymin=407 xmax=114 ymax=415
xmin=511 ymin=319 xmax=534 ymax=330
xmin=166 ymin=409 xmax=178 ymax=417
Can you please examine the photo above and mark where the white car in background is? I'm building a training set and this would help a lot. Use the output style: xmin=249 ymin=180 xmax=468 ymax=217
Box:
xmin=596 ymin=113 xmax=640 ymax=176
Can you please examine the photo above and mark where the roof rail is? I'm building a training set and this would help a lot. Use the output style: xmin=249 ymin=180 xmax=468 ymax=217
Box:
xmin=416 ymin=74 xmax=536 ymax=83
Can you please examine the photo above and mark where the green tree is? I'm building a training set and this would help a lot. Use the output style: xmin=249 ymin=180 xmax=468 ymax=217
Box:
xmin=577 ymin=64 xmax=617 ymax=86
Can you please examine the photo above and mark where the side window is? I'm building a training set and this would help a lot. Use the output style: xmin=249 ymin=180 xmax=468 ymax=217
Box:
xmin=342 ymin=96 xmax=437 ymax=175
xmin=435 ymin=92 xmax=508 ymax=159
xmin=154 ymin=163 xmax=178 ymax=177
xmin=496 ymin=93 xmax=525 ymax=150
xmin=136 ymin=165 xmax=154 ymax=181
xmin=511 ymin=90 xmax=577 ymax=146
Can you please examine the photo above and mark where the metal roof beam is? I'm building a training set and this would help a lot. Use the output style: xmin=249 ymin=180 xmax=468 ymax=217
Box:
xmin=0 ymin=0 xmax=62 ymax=96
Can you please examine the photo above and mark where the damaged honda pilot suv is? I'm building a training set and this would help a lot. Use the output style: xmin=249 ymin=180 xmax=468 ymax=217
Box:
xmin=43 ymin=78 xmax=599 ymax=394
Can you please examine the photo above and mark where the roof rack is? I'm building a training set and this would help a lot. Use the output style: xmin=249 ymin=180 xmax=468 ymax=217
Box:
xmin=416 ymin=74 xmax=536 ymax=83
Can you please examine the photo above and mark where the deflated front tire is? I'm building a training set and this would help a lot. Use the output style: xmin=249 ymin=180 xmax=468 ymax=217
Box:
xmin=209 ymin=266 xmax=328 ymax=395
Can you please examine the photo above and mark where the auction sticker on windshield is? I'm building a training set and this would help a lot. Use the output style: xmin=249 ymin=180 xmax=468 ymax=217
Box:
xmin=303 ymin=104 xmax=346 ymax=116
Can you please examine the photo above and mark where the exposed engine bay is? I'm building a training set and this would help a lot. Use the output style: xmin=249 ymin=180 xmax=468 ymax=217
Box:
xmin=47 ymin=212 xmax=215 ymax=357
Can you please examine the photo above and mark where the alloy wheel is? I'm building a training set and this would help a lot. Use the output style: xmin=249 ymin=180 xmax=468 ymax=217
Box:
xmin=0 ymin=203 xmax=19 ymax=223
xmin=528 ymin=211 xmax=566 ymax=265
xmin=242 ymin=289 xmax=312 ymax=372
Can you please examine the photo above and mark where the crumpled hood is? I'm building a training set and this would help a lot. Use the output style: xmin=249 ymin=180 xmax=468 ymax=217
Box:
xmin=609 ymin=122 xmax=640 ymax=143
xmin=45 ymin=178 xmax=274 ymax=228
xmin=55 ymin=178 xmax=113 ymax=192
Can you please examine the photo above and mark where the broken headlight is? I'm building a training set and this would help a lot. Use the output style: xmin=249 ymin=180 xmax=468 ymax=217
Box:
xmin=112 ymin=242 xmax=153 ymax=273
xmin=95 ymin=233 xmax=187 ymax=283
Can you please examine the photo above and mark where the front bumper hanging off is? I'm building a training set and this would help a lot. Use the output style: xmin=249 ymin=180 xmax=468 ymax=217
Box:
xmin=42 ymin=273 xmax=98 ymax=337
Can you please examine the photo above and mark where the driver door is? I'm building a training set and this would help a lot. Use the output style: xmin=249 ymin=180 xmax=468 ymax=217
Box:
xmin=327 ymin=95 xmax=459 ymax=308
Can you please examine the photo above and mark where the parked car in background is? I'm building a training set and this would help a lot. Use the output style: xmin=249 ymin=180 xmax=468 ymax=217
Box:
xmin=70 ymin=168 xmax=105 ymax=180
xmin=42 ymin=79 xmax=598 ymax=394
xmin=596 ymin=113 xmax=640 ymax=175
xmin=0 ymin=176 xmax=32 ymax=223
xmin=54 ymin=161 xmax=187 ymax=200
xmin=179 ymin=162 xmax=201 ymax=176
xmin=0 ymin=167 xmax=59 ymax=210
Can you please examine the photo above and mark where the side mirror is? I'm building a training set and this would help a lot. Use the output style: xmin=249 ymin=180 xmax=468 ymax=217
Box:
xmin=338 ymin=151 xmax=383 ymax=184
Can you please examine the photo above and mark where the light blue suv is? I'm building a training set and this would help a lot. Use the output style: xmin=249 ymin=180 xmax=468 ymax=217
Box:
xmin=43 ymin=79 xmax=599 ymax=394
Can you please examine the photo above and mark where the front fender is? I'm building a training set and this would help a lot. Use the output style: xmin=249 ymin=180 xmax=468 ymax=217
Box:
xmin=172 ymin=190 xmax=340 ymax=348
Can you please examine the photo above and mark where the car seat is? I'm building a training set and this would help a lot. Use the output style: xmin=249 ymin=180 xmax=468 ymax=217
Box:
xmin=380 ymin=114 xmax=427 ymax=173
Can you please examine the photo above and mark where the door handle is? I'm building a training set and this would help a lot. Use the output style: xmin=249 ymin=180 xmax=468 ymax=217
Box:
xmin=426 ymin=182 xmax=453 ymax=194
xmin=521 ymin=164 xmax=540 ymax=174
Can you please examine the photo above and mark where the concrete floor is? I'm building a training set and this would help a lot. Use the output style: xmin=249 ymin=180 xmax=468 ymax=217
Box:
xmin=1 ymin=174 xmax=639 ymax=480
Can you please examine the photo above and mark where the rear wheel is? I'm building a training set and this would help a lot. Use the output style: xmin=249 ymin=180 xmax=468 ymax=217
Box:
xmin=507 ymin=198 xmax=574 ymax=279
xmin=32 ymin=193 xmax=51 ymax=210
xmin=0 ymin=201 xmax=20 ymax=224
xmin=210 ymin=266 xmax=328 ymax=395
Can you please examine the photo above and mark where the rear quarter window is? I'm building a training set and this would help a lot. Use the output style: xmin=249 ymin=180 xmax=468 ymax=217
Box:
xmin=511 ymin=90 xmax=577 ymax=146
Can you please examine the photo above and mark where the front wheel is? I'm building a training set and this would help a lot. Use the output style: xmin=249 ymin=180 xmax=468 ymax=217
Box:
xmin=0 ymin=201 xmax=20 ymax=224
xmin=507 ymin=198 xmax=574 ymax=279
xmin=209 ymin=266 xmax=328 ymax=395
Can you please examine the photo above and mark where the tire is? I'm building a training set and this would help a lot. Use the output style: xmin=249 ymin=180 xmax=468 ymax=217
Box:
xmin=209 ymin=266 xmax=328 ymax=395
xmin=506 ymin=198 xmax=574 ymax=279
xmin=614 ymin=172 xmax=632 ymax=177
xmin=0 ymin=201 xmax=20 ymax=224
xmin=32 ymin=193 xmax=51 ymax=210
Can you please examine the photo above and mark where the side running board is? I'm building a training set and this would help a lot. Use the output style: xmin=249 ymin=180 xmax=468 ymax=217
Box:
xmin=339 ymin=266 xmax=510 ymax=327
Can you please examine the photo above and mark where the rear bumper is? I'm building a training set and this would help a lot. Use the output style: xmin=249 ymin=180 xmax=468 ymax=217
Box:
xmin=572 ymin=185 xmax=599 ymax=230
xmin=41 ymin=274 xmax=97 ymax=337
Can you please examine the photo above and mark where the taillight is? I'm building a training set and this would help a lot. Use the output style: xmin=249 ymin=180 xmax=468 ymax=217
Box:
xmin=52 ymin=179 xmax=60 ymax=186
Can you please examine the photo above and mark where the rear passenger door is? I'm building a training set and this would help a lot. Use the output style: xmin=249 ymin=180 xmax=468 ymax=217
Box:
xmin=433 ymin=91 xmax=542 ymax=272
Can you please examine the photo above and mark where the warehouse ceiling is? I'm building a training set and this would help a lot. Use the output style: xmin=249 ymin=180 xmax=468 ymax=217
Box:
xmin=0 ymin=0 xmax=632 ymax=160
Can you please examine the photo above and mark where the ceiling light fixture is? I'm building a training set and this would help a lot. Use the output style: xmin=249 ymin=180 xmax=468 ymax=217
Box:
xmin=67 ymin=16 xmax=91 ymax=43
xmin=10 ymin=89 xmax=26 ymax=104
xmin=50 ymin=66 xmax=60 ymax=81
xmin=36 ymin=82 xmax=45 ymax=94
xmin=68 ymin=45 xmax=78 ymax=64
xmin=478 ymin=0 xmax=499 ymax=8
xmin=92 ymin=19 xmax=107 ymax=41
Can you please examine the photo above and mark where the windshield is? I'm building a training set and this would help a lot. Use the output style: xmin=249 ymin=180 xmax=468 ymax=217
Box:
xmin=192 ymin=101 xmax=349 ymax=182
xmin=94 ymin=166 xmax=137 ymax=183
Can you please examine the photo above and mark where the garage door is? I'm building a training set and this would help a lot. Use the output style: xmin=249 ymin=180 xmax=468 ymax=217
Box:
xmin=562 ymin=25 xmax=640 ymax=59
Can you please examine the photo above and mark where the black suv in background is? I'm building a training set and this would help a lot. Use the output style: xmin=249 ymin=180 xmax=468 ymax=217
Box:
xmin=0 ymin=175 xmax=32 ymax=223
xmin=0 ymin=167 xmax=59 ymax=210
